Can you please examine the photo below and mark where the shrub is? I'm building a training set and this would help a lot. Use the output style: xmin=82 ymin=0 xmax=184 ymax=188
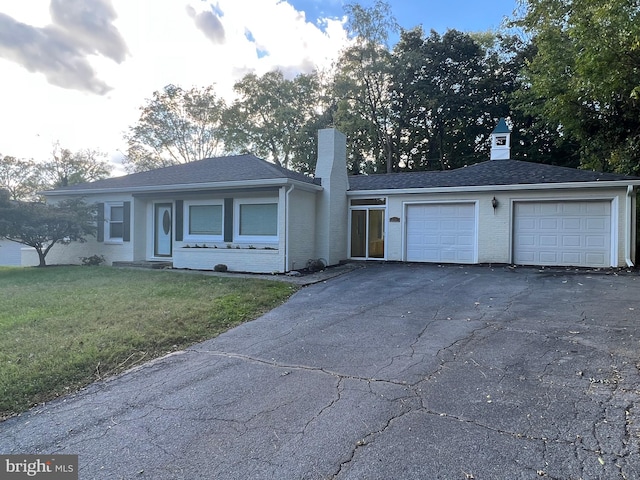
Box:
xmin=80 ymin=254 xmax=106 ymax=266
xmin=306 ymin=258 xmax=327 ymax=273
xmin=214 ymin=264 xmax=228 ymax=272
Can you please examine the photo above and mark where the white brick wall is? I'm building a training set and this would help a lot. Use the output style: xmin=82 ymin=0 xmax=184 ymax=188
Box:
xmin=287 ymin=188 xmax=316 ymax=271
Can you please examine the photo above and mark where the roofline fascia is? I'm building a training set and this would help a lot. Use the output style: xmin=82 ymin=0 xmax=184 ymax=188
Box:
xmin=42 ymin=177 xmax=322 ymax=197
xmin=347 ymin=180 xmax=640 ymax=196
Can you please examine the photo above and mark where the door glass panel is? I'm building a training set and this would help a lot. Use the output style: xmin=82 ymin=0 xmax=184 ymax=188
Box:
xmin=368 ymin=209 xmax=385 ymax=258
xmin=351 ymin=210 xmax=366 ymax=257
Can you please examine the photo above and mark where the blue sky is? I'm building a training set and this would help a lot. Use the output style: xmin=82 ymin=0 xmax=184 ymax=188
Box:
xmin=289 ymin=0 xmax=519 ymax=38
xmin=0 ymin=0 xmax=518 ymax=169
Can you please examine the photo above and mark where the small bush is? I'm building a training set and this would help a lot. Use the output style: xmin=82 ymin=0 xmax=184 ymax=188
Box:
xmin=214 ymin=264 xmax=228 ymax=272
xmin=306 ymin=258 xmax=327 ymax=273
xmin=80 ymin=254 xmax=105 ymax=266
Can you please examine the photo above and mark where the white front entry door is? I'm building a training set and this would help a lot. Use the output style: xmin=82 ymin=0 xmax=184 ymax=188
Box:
xmin=406 ymin=203 xmax=477 ymax=263
xmin=154 ymin=203 xmax=173 ymax=257
xmin=513 ymin=200 xmax=612 ymax=267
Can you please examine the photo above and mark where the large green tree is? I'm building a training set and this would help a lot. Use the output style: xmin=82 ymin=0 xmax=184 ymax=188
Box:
xmin=332 ymin=0 xmax=398 ymax=173
xmin=222 ymin=71 xmax=327 ymax=172
xmin=514 ymin=0 xmax=640 ymax=173
xmin=391 ymin=28 xmax=510 ymax=171
xmin=124 ymin=85 xmax=226 ymax=172
xmin=0 ymin=155 xmax=41 ymax=200
xmin=45 ymin=143 xmax=112 ymax=188
xmin=0 ymin=199 xmax=96 ymax=267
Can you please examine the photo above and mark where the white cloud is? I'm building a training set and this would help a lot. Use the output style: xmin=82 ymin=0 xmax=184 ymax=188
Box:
xmin=0 ymin=0 xmax=348 ymax=171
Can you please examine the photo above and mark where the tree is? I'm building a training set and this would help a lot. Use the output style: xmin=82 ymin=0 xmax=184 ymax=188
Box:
xmin=390 ymin=28 xmax=517 ymax=171
xmin=0 ymin=155 xmax=41 ymax=200
xmin=333 ymin=0 xmax=398 ymax=173
xmin=0 ymin=199 xmax=96 ymax=267
xmin=124 ymin=84 xmax=226 ymax=172
xmin=44 ymin=143 xmax=112 ymax=188
xmin=513 ymin=0 xmax=640 ymax=173
xmin=222 ymin=71 xmax=327 ymax=172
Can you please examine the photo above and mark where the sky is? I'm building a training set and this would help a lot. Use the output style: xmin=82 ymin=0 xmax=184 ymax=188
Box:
xmin=0 ymin=0 xmax=518 ymax=176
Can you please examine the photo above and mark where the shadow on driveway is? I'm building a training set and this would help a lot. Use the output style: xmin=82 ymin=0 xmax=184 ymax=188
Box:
xmin=2 ymin=263 xmax=640 ymax=479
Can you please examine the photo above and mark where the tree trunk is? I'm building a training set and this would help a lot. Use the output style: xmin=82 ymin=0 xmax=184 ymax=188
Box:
xmin=36 ymin=248 xmax=47 ymax=267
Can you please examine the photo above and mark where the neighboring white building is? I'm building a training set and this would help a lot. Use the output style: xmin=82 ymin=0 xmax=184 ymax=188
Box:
xmin=10 ymin=123 xmax=640 ymax=271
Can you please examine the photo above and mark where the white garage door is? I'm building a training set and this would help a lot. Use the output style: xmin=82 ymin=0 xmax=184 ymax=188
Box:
xmin=513 ymin=201 xmax=612 ymax=267
xmin=406 ymin=203 xmax=477 ymax=263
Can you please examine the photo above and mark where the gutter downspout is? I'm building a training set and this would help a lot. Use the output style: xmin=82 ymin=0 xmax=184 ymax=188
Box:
xmin=626 ymin=185 xmax=634 ymax=267
xmin=284 ymin=184 xmax=295 ymax=272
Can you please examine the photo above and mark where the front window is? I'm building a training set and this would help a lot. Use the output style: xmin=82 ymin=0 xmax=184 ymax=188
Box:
xmin=184 ymin=201 xmax=223 ymax=242
xmin=235 ymin=199 xmax=278 ymax=242
xmin=106 ymin=203 xmax=123 ymax=242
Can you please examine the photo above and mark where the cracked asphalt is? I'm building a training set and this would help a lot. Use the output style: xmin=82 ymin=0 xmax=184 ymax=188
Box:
xmin=2 ymin=263 xmax=640 ymax=479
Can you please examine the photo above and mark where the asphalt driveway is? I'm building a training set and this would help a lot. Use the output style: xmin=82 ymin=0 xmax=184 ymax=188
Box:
xmin=2 ymin=263 xmax=640 ymax=479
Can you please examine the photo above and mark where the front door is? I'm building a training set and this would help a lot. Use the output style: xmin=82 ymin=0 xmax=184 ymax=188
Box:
xmin=154 ymin=203 xmax=172 ymax=257
xmin=350 ymin=209 xmax=385 ymax=259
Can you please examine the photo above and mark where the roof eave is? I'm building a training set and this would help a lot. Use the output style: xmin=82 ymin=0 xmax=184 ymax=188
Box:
xmin=43 ymin=177 xmax=322 ymax=197
xmin=347 ymin=180 xmax=640 ymax=196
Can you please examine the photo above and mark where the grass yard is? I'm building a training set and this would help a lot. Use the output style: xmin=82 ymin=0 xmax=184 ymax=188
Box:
xmin=0 ymin=266 xmax=297 ymax=419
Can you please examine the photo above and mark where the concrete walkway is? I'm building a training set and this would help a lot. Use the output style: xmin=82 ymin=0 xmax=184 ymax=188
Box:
xmin=2 ymin=263 xmax=640 ymax=479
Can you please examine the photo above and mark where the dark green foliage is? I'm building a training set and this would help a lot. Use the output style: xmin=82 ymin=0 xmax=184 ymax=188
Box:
xmin=0 ymin=199 xmax=96 ymax=267
xmin=81 ymin=254 xmax=106 ymax=266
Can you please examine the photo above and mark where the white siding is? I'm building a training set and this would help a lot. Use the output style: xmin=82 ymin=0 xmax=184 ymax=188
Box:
xmin=287 ymin=188 xmax=317 ymax=271
xmin=0 ymin=240 xmax=25 ymax=266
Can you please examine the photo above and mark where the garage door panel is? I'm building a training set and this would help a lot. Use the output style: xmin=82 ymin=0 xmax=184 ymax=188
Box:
xmin=586 ymin=203 xmax=609 ymax=215
xmin=585 ymin=235 xmax=605 ymax=247
xmin=562 ymin=218 xmax=581 ymax=229
xmin=540 ymin=252 xmax=559 ymax=263
xmin=406 ymin=203 xmax=476 ymax=264
xmin=540 ymin=235 xmax=558 ymax=247
xmin=562 ymin=236 xmax=582 ymax=247
xmin=586 ymin=253 xmax=607 ymax=264
xmin=514 ymin=201 xmax=611 ymax=267
xmin=585 ymin=218 xmax=607 ymax=230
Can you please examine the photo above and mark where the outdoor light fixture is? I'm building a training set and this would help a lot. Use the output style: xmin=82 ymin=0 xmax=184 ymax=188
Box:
xmin=491 ymin=196 xmax=499 ymax=210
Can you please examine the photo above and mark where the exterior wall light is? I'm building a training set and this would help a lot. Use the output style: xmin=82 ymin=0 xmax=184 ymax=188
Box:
xmin=491 ymin=196 xmax=499 ymax=210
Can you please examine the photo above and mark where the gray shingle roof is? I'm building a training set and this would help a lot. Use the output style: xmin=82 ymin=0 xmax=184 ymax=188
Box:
xmin=46 ymin=154 xmax=316 ymax=193
xmin=348 ymin=160 xmax=640 ymax=191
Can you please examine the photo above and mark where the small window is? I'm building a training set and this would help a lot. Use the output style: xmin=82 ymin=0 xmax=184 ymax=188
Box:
xmin=351 ymin=198 xmax=386 ymax=206
xmin=495 ymin=136 xmax=507 ymax=146
xmin=106 ymin=203 xmax=124 ymax=242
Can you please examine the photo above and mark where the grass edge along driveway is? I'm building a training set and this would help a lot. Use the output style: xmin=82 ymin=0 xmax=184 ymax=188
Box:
xmin=0 ymin=266 xmax=297 ymax=419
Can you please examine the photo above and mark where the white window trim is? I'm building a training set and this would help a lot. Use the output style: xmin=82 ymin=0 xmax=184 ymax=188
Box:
xmin=183 ymin=200 xmax=224 ymax=243
xmin=105 ymin=202 xmax=124 ymax=244
xmin=234 ymin=198 xmax=279 ymax=244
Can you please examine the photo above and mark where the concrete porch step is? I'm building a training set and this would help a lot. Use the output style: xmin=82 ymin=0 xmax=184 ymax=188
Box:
xmin=112 ymin=261 xmax=173 ymax=269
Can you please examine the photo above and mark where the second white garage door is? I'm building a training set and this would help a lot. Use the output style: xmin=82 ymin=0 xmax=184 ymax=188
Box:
xmin=406 ymin=203 xmax=477 ymax=263
xmin=513 ymin=200 xmax=612 ymax=267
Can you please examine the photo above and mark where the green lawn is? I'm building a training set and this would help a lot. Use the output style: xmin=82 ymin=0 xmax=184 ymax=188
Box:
xmin=0 ymin=266 xmax=297 ymax=419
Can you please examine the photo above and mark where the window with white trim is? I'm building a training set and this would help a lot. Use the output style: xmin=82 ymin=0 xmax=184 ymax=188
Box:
xmin=235 ymin=199 xmax=278 ymax=243
xmin=184 ymin=200 xmax=224 ymax=242
xmin=105 ymin=202 xmax=124 ymax=243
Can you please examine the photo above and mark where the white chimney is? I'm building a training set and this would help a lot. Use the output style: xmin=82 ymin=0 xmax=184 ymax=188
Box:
xmin=314 ymin=129 xmax=348 ymax=266
xmin=490 ymin=118 xmax=511 ymax=160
